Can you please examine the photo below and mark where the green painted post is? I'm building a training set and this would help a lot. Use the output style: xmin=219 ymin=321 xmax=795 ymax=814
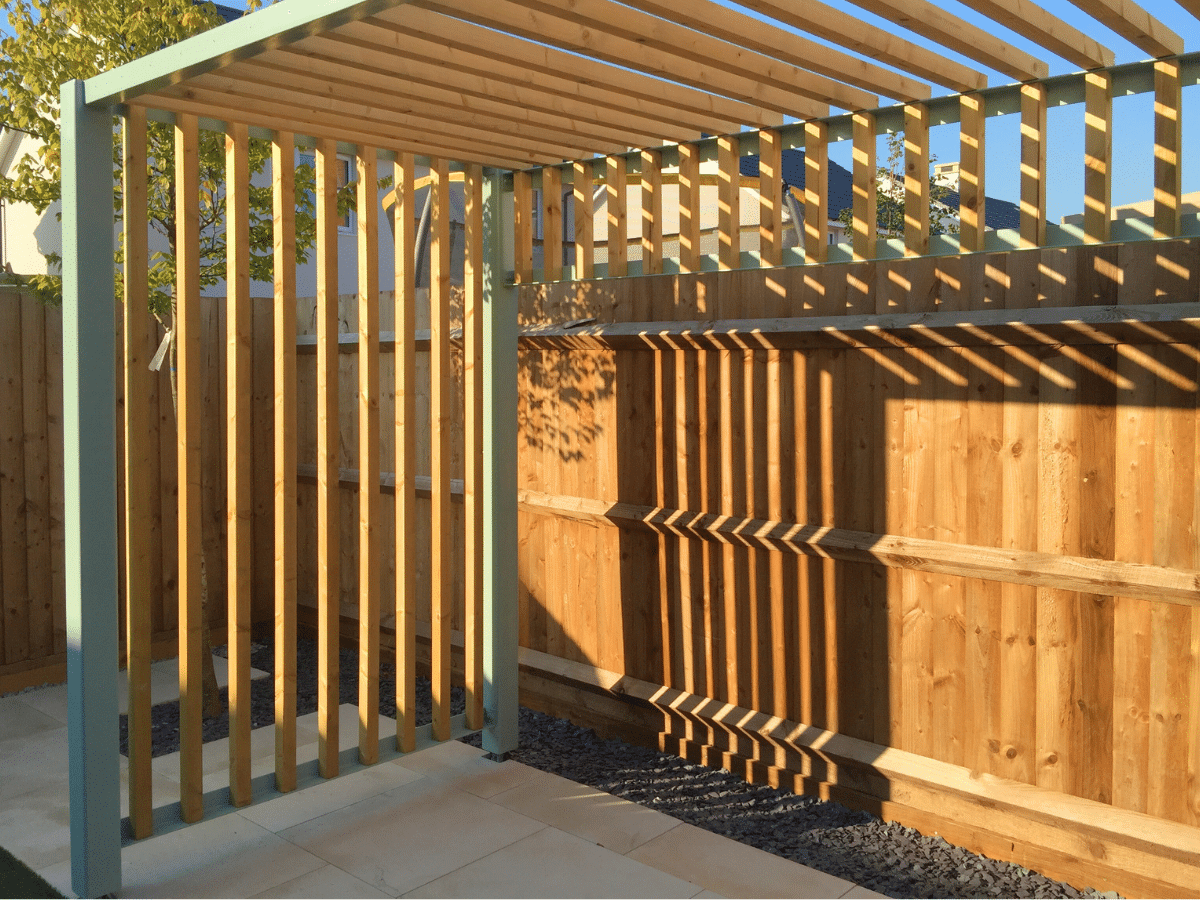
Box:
xmin=482 ymin=169 xmax=519 ymax=758
xmin=61 ymin=78 xmax=122 ymax=899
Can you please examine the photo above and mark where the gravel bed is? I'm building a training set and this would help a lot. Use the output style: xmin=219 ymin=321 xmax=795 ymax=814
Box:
xmin=110 ymin=638 xmax=1115 ymax=899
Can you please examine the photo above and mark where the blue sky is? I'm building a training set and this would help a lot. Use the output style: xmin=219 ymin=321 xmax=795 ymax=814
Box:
xmin=10 ymin=0 xmax=1200 ymax=222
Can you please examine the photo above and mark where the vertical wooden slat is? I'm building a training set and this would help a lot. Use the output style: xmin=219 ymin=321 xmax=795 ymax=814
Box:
xmin=272 ymin=132 xmax=298 ymax=794
xmin=606 ymin=155 xmax=628 ymax=277
xmin=718 ymin=135 xmax=741 ymax=271
xmin=1154 ymin=59 xmax=1182 ymax=240
xmin=122 ymin=106 xmax=152 ymax=839
xmin=430 ymin=157 xmax=452 ymax=742
xmin=905 ymin=103 xmax=931 ymax=257
xmin=394 ymin=153 xmax=417 ymax=753
xmin=759 ymin=128 xmax=782 ymax=268
xmin=464 ymin=163 xmax=485 ymax=731
xmin=315 ymin=137 xmax=340 ymax=779
xmin=513 ymin=169 xmax=533 ymax=284
xmin=804 ymin=120 xmax=829 ymax=264
xmin=543 ymin=165 xmax=563 ymax=281
xmin=175 ymin=112 xmax=203 ymax=823
xmin=20 ymin=295 xmax=50 ymax=659
xmin=1020 ymin=83 xmax=1048 ymax=249
xmin=678 ymin=143 xmax=702 ymax=275
xmin=852 ymin=112 xmax=878 ymax=262
xmin=225 ymin=121 xmax=253 ymax=808
xmin=1084 ymin=71 xmax=1113 ymax=245
xmin=357 ymin=149 xmax=380 ymax=766
xmin=573 ymin=159 xmax=594 ymax=280
xmin=960 ymin=93 xmax=987 ymax=253
xmin=0 ymin=302 xmax=26 ymax=666
xmin=641 ymin=149 xmax=663 ymax=275
xmin=46 ymin=304 xmax=65 ymax=659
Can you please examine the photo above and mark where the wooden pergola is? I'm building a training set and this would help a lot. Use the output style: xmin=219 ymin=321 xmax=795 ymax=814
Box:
xmin=61 ymin=0 xmax=1196 ymax=896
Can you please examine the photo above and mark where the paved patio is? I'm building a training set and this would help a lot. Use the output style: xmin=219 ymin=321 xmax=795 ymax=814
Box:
xmin=2 ymin=659 xmax=883 ymax=898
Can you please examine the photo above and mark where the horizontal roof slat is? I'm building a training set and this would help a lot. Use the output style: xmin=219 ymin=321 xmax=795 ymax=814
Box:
xmin=619 ymin=0 xmax=931 ymax=102
xmin=487 ymin=0 xmax=880 ymax=110
xmin=1065 ymin=0 xmax=1183 ymax=58
xmin=401 ymin=0 xmax=830 ymax=119
xmin=965 ymin=0 xmax=1114 ymax=69
xmin=237 ymin=54 xmax=676 ymax=151
xmin=364 ymin=7 xmax=772 ymax=133
xmin=736 ymin=0 xmax=988 ymax=92
xmin=174 ymin=70 xmax=611 ymax=157
xmin=85 ymin=0 xmax=405 ymax=105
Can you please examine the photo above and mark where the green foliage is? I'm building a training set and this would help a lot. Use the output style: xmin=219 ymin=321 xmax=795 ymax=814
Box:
xmin=837 ymin=131 xmax=959 ymax=243
xmin=0 ymin=0 xmax=357 ymax=311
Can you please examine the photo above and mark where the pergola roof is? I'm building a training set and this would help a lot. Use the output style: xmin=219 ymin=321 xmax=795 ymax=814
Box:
xmin=84 ymin=0 xmax=1193 ymax=171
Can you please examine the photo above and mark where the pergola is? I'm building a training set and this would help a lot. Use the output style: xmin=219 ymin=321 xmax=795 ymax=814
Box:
xmin=61 ymin=0 xmax=1196 ymax=896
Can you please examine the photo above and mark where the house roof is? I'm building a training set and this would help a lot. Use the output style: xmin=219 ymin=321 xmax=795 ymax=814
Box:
xmin=739 ymin=149 xmax=1021 ymax=230
xmin=78 ymin=0 xmax=1194 ymax=172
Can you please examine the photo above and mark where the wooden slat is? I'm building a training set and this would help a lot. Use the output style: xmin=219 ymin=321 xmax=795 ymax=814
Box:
xmin=1083 ymin=71 xmax=1112 ymax=245
xmin=845 ymin=0 xmax=1048 ymax=81
xmin=606 ymin=155 xmax=628 ymax=277
xmin=1154 ymin=59 xmax=1182 ymax=241
xmin=718 ymin=137 xmax=740 ymax=271
xmin=394 ymin=153 xmax=418 ymax=753
xmin=315 ymin=137 xmax=340 ymax=779
xmin=272 ymin=131 xmax=298 ymax=794
xmin=1020 ymin=83 xmax=1047 ymax=250
xmin=904 ymin=103 xmax=930 ymax=258
xmin=758 ymin=129 xmax=782 ymax=268
xmin=122 ymin=106 xmax=153 ymax=839
xmin=543 ymin=165 xmax=563 ymax=281
xmin=614 ymin=0 xmax=929 ymax=101
xmin=513 ymin=169 xmax=533 ymax=284
xmin=736 ymin=0 xmax=986 ymax=92
xmin=957 ymin=0 xmax=1113 ymax=69
xmin=851 ymin=112 xmax=877 ymax=262
xmin=412 ymin=0 xmax=828 ymax=119
xmin=464 ymin=163 xmax=485 ymax=731
xmin=573 ymin=159 xmax=595 ymax=280
xmin=641 ymin=149 xmax=663 ymax=276
xmin=177 ymin=71 xmax=588 ymax=163
xmin=225 ymin=121 xmax=253 ymax=808
xmin=1066 ymin=0 xmax=1183 ymax=58
xmin=357 ymin=149 xmax=381 ymax=766
xmin=678 ymin=143 xmax=702 ymax=275
xmin=430 ymin=156 xmax=452 ymax=742
xmin=369 ymin=4 xmax=777 ymax=132
xmin=959 ymin=93 xmax=986 ymax=253
xmin=804 ymin=120 xmax=829 ymax=264
xmin=175 ymin=112 xmax=204 ymax=823
xmin=19 ymin=296 xmax=50 ymax=662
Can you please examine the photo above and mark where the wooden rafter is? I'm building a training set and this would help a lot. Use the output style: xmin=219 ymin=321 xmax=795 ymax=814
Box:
xmin=737 ymin=0 xmax=987 ymax=92
xmin=403 ymin=0 xmax=829 ymax=119
xmin=620 ymin=0 xmax=931 ymax=101
xmin=965 ymin=0 xmax=1114 ymax=70
xmin=500 ymin=0 xmax=882 ymax=109
xmin=1065 ymin=0 xmax=1183 ymax=59
xmin=362 ymin=6 xmax=769 ymax=132
xmin=845 ymin=0 xmax=1050 ymax=82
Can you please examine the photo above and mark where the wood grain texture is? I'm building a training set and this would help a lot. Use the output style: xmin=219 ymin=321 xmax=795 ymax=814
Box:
xmin=1020 ymin=83 xmax=1047 ymax=249
xmin=272 ymin=132 xmax=298 ymax=793
xmin=1154 ymin=59 xmax=1182 ymax=240
xmin=1083 ymin=71 xmax=1112 ymax=245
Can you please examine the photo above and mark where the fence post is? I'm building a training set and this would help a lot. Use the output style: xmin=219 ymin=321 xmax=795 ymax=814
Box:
xmin=61 ymin=77 xmax=121 ymax=899
xmin=482 ymin=169 xmax=519 ymax=758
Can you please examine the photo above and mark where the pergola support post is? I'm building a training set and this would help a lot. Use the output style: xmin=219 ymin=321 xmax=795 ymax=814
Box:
xmin=482 ymin=168 xmax=519 ymax=758
xmin=61 ymin=78 xmax=122 ymax=899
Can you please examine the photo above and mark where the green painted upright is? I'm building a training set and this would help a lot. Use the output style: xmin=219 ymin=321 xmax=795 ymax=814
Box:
xmin=61 ymin=78 xmax=122 ymax=899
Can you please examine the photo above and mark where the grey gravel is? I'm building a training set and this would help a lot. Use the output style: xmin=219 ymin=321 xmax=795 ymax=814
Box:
xmin=105 ymin=638 xmax=1114 ymax=900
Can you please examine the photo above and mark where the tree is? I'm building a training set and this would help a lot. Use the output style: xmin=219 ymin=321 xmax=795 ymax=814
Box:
xmin=837 ymin=131 xmax=959 ymax=241
xmin=0 ymin=0 xmax=357 ymax=716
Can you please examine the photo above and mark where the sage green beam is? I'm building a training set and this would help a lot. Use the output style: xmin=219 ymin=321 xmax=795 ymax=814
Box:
xmin=85 ymin=0 xmax=410 ymax=106
xmin=482 ymin=169 xmax=519 ymax=758
xmin=61 ymin=78 xmax=122 ymax=899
